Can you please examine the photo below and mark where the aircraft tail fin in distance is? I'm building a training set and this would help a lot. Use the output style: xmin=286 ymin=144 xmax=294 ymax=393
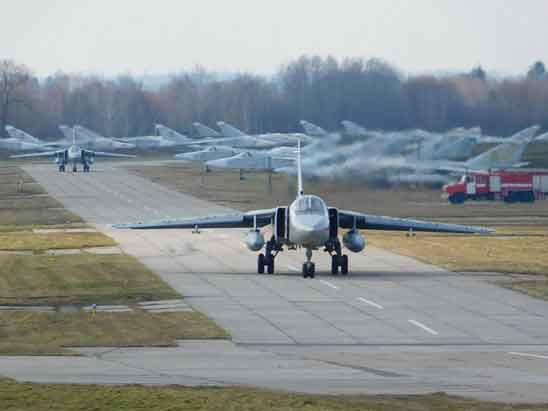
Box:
xmin=193 ymin=122 xmax=221 ymax=138
xmin=58 ymin=125 xmax=75 ymax=141
xmin=297 ymin=140 xmax=303 ymax=196
xmin=155 ymin=124 xmax=189 ymax=141
xmin=5 ymin=126 xmax=41 ymax=144
xmin=299 ymin=120 xmax=327 ymax=137
xmin=341 ymin=120 xmax=367 ymax=136
xmin=217 ymin=121 xmax=247 ymax=137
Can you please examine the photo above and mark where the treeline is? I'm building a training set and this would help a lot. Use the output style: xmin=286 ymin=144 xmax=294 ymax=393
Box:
xmin=1 ymin=57 xmax=548 ymax=139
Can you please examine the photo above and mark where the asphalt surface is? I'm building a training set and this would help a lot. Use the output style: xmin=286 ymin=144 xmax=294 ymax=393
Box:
xmin=4 ymin=163 xmax=548 ymax=402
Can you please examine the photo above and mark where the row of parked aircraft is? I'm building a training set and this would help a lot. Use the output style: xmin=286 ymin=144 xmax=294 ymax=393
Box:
xmin=4 ymin=120 xmax=547 ymax=178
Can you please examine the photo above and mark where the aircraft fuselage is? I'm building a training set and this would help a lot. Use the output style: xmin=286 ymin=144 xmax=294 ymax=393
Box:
xmin=288 ymin=195 xmax=330 ymax=248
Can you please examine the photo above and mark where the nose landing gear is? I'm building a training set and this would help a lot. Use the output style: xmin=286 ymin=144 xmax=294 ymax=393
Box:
xmin=302 ymin=248 xmax=315 ymax=278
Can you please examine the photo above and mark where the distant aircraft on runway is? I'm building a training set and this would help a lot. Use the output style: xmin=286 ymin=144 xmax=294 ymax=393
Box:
xmin=117 ymin=143 xmax=491 ymax=278
xmin=10 ymin=129 xmax=135 ymax=172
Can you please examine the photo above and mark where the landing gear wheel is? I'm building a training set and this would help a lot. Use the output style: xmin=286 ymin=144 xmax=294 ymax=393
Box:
xmin=266 ymin=256 xmax=274 ymax=274
xmin=331 ymin=255 xmax=339 ymax=275
xmin=302 ymin=263 xmax=315 ymax=279
xmin=72 ymin=165 xmax=77 ymax=173
xmin=83 ymin=165 xmax=90 ymax=173
xmin=258 ymin=253 xmax=265 ymax=274
xmin=59 ymin=165 xmax=65 ymax=172
xmin=341 ymin=255 xmax=349 ymax=275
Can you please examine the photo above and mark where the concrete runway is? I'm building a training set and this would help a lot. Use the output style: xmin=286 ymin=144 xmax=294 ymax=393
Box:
xmin=4 ymin=163 xmax=548 ymax=402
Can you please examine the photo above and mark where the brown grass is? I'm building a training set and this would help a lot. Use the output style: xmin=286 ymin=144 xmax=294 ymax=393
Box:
xmin=366 ymin=227 xmax=548 ymax=275
xmin=0 ymin=231 xmax=115 ymax=251
xmin=0 ymin=382 xmax=545 ymax=410
xmin=0 ymin=253 xmax=180 ymax=306
xmin=0 ymin=311 xmax=228 ymax=355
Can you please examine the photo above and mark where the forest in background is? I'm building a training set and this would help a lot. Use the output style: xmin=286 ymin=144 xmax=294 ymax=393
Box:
xmin=1 ymin=57 xmax=547 ymax=139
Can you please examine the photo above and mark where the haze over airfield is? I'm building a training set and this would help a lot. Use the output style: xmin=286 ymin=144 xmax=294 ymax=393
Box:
xmin=2 ymin=0 xmax=547 ymax=76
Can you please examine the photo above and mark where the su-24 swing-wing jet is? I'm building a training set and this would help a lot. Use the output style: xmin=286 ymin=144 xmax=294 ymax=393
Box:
xmin=193 ymin=122 xmax=223 ymax=138
xmin=216 ymin=121 xmax=315 ymax=146
xmin=115 ymin=142 xmax=492 ymax=278
xmin=59 ymin=125 xmax=136 ymax=150
xmin=154 ymin=124 xmax=199 ymax=143
xmin=0 ymin=128 xmax=48 ymax=152
xmin=407 ymin=125 xmax=541 ymax=173
xmin=10 ymin=129 xmax=135 ymax=172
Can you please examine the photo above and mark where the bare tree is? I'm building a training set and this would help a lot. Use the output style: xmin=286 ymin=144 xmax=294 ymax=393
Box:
xmin=0 ymin=60 xmax=32 ymax=137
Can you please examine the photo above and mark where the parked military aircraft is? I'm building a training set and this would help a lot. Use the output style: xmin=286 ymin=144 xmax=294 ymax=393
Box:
xmin=60 ymin=125 xmax=136 ymax=150
xmin=193 ymin=122 xmax=222 ymax=138
xmin=10 ymin=130 xmax=135 ymax=172
xmin=6 ymin=125 xmax=68 ymax=148
xmin=205 ymin=151 xmax=295 ymax=171
xmin=155 ymin=124 xmax=195 ymax=143
xmin=217 ymin=121 xmax=313 ymax=146
xmin=0 ymin=136 xmax=46 ymax=152
xmin=174 ymin=145 xmax=239 ymax=162
xmin=116 ymin=143 xmax=491 ymax=278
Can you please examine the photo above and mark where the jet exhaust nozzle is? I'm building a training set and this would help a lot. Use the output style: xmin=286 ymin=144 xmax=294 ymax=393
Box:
xmin=343 ymin=230 xmax=366 ymax=253
xmin=246 ymin=230 xmax=265 ymax=251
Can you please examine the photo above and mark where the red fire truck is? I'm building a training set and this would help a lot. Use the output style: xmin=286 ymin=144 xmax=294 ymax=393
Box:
xmin=442 ymin=169 xmax=548 ymax=204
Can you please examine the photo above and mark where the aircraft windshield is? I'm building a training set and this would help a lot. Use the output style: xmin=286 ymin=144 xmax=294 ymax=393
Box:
xmin=294 ymin=196 xmax=325 ymax=215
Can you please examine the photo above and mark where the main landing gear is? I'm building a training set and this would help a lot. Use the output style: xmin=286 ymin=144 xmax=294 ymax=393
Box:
xmin=327 ymin=238 xmax=348 ymax=275
xmin=83 ymin=164 xmax=90 ymax=173
xmin=58 ymin=164 xmax=66 ymax=172
xmin=257 ymin=236 xmax=279 ymax=274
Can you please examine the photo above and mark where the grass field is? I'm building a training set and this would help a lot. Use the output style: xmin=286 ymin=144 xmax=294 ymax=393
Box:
xmin=0 ymin=166 xmax=82 ymax=227
xmin=0 ymin=231 xmax=116 ymax=251
xmin=0 ymin=253 xmax=180 ymax=306
xmin=0 ymin=165 xmax=229 ymax=352
xmin=0 ymin=381 xmax=545 ymax=411
xmin=0 ymin=311 xmax=228 ymax=355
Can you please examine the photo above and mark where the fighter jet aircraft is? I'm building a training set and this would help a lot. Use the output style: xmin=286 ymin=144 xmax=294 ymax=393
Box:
xmin=155 ymin=124 xmax=196 ymax=143
xmin=61 ymin=125 xmax=136 ymax=150
xmin=217 ymin=121 xmax=313 ymax=146
xmin=174 ymin=145 xmax=239 ymax=162
xmin=6 ymin=125 xmax=68 ymax=148
xmin=116 ymin=143 xmax=491 ymax=278
xmin=193 ymin=122 xmax=223 ymax=138
xmin=205 ymin=151 xmax=295 ymax=171
xmin=10 ymin=130 xmax=135 ymax=172
xmin=0 ymin=136 xmax=46 ymax=152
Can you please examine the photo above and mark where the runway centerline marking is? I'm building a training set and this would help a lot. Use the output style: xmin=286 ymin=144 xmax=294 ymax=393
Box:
xmin=408 ymin=319 xmax=438 ymax=335
xmin=508 ymin=352 xmax=548 ymax=360
xmin=319 ymin=280 xmax=339 ymax=290
xmin=357 ymin=297 xmax=384 ymax=309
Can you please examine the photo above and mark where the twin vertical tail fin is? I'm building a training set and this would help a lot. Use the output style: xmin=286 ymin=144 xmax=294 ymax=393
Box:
xmin=297 ymin=140 xmax=303 ymax=197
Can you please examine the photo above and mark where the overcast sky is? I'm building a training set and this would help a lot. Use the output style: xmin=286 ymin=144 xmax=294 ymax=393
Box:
xmin=2 ymin=0 xmax=547 ymax=76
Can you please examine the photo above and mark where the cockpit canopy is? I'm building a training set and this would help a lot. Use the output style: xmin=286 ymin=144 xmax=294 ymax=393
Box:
xmin=293 ymin=195 xmax=327 ymax=215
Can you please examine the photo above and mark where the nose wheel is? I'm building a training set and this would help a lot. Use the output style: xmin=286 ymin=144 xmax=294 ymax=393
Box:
xmin=302 ymin=248 xmax=315 ymax=278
